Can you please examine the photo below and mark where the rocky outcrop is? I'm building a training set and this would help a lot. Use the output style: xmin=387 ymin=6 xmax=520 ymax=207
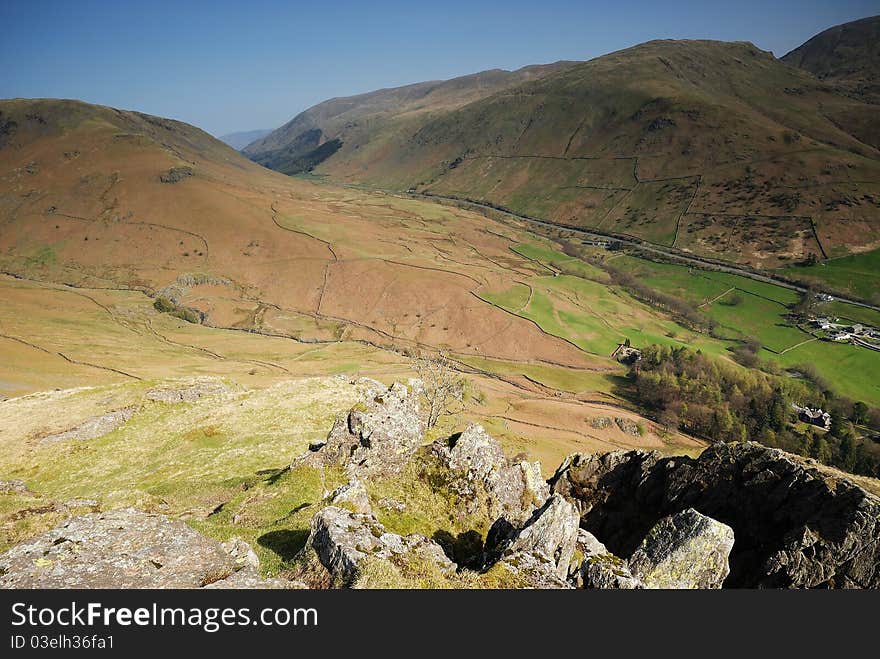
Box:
xmin=628 ymin=509 xmax=734 ymax=589
xmin=146 ymin=379 xmax=231 ymax=403
xmin=0 ymin=479 xmax=33 ymax=496
xmin=574 ymin=530 xmax=643 ymax=589
xmin=296 ymin=506 xmax=455 ymax=587
xmin=38 ymin=407 xmax=136 ymax=444
xmin=0 ymin=509 xmax=293 ymax=588
xmin=484 ymin=494 xmax=579 ymax=588
xmin=432 ymin=424 xmax=550 ymax=522
xmin=159 ymin=166 xmax=193 ymax=183
xmin=551 ymin=442 xmax=880 ymax=588
xmin=300 ymin=382 xmax=424 ymax=478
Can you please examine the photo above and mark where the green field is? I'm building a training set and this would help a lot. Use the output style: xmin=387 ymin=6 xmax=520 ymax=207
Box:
xmin=611 ymin=254 xmax=880 ymax=404
xmin=782 ymin=248 xmax=880 ymax=302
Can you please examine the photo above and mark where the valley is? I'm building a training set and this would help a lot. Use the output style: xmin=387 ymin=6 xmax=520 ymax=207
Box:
xmin=2 ymin=13 xmax=880 ymax=589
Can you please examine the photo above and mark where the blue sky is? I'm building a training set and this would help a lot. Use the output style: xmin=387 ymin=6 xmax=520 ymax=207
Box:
xmin=1 ymin=0 xmax=877 ymax=136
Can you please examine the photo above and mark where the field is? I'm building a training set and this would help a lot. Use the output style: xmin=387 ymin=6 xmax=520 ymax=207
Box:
xmin=613 ymin=255 xmax=880 ymax=405
xmin=782 ymin=248 xmax=880 ymax=303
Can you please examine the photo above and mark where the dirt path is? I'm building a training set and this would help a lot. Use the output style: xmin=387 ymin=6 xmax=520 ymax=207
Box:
xmin=779 ymin=337 xmax=819 ymax=355
xmin=698 ymin=286 xmax=736 ymax=309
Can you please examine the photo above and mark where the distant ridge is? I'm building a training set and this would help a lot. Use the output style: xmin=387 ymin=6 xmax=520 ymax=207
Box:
xmin=220 ymin=127 xmax=272 ymax=150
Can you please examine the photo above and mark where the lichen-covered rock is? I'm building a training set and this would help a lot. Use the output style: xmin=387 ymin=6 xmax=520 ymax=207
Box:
xmin=0 ymin=509 xmax=252 ymax=588
xmin=206 ymin=537 xmax=303 ymax=589
xmin=487 ymin=494 xmax=579 ymax=582
xmin=628 ymin=509 xmax=734 ymax=589
xmin=300 ymin=382 xmax=424 ymax=478
xmin=551 ymin=442 xmax=880 ymax=588
xmin=204 ymin=569 xmax=302 ymax=589
xmin=496 ymin=550 xmax=573 ymax=589
xmin=329 ymin=480 xmax=372 ymax=514
xmin=297 ymin=506 xmax=455 ymax=587
xmin=573 ymin=529 xmax=643 ymax=589
xmin=432 ymin=424 xmax=550 ymax=523
xmin=222 ymin=537 xmax=260 ymax=570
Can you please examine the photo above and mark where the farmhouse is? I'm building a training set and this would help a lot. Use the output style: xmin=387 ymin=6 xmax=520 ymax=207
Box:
xmin=792 ymin=403 xmax=832 ymax=431
xmin=611 ymin=343 xmax=642 ymax=364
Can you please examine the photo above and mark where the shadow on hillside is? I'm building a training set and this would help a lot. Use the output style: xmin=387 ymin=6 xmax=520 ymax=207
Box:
xmin=257 ymin=529 xmax=309 ymax=561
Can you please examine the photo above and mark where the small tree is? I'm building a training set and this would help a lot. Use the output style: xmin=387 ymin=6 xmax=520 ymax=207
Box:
xmin=415 ymin=355 xmax=466 ymax=428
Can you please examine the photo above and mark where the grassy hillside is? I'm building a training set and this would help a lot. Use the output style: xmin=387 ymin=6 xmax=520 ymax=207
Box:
xmin=248 ymin=38 xmax=880 ymax=273
xmin=243 ymin=61 xmax=577 ymax=170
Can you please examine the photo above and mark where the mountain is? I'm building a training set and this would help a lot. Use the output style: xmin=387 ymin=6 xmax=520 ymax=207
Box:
xmin=247 ymin=38 xmax=880 ymax=268
xmin=783 ymin=15 xmax=880 ymax=104
xmin=219 ymin=128 xmax=272 ymax=150
xmin=242 ymin=61 xmax=578 ymax=172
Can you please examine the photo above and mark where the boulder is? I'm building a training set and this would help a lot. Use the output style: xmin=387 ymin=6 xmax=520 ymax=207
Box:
xmin=551 ymin=442 xmax=880 ymax=588
xmin=432 ymin=424 xmax=550 ymax=522
xmin=207 ymin=537 xmax=304 ymax=589
xmin=628 ymin=509 xmax=734 ymax=589
xmin=573 ymin=529 xmax=643 ymax=589
xmin=297 ymin=506 xmax=455 ymax=587
xmin=487 ymin=494 xmax=579 ymax=582
xmin=0 ymin=509 xmax=285 ymax=588
xmin=300 ymin=382 xmax=424 ymax=478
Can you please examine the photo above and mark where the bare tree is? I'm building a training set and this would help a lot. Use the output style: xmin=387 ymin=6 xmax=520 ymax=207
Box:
xmin=414 ymin=355 xmax=466 ymax=428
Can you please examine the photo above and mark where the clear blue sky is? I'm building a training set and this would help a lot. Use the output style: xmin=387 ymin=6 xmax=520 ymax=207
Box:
xmin=1 ymin=0 xmax=877 ymax=136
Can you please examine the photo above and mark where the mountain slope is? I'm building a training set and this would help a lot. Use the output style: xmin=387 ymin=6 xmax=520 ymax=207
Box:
xmin=219 ymin=128 xmax=272 ymax=150
xmin=782 ymin=15 xmax=880 ymax=103
xmin=0 ymin=97 xmax=620 ymax=372
xmin=249 ymin=38 xmax=880 ymax=268
xmin=242 ymin=61 xmax=578 ymax=173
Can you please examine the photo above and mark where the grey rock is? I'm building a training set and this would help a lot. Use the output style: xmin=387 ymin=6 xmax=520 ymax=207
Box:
xmin=0 ymin=480 xmax=33 ymax=496
xmin=614 ymin=417 xmax=643 ymax=437
xmin=298 ymin=506 xmax=454 ymax=587
xmin=146 ymin=379 xmax=231 ymax=403
xmin=159 ymin=166 xmax=193 ymax=183
xmin=300 ymin=382 xmax=424 ymax=478
xmin=488 ymin=494 xmax=579 ymax=581
xmin=377 ymin=496 xmax=407 ymax=512
xmin=329 ymin=480 xmax=372 ymax=514
xmin=38 ymin=407 xmax=137 ymax=444
xmin=629 ymin=509 xmax=734 ymax=589
xmin=0 ymin=509 xmax=236 ymax=588
xmin=572 ymin=528 xmax=643 ymax=589
xmin=498 ymin=550 xmax=573 ymax=589
xmin=432 ymin=424 xmax=550 ymax=523
xmin=222 ymin=537 xmax=260 ymax=570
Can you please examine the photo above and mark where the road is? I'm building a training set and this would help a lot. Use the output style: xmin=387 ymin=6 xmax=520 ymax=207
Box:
xmin=405 ymin=191 xmax=880 ymax=314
